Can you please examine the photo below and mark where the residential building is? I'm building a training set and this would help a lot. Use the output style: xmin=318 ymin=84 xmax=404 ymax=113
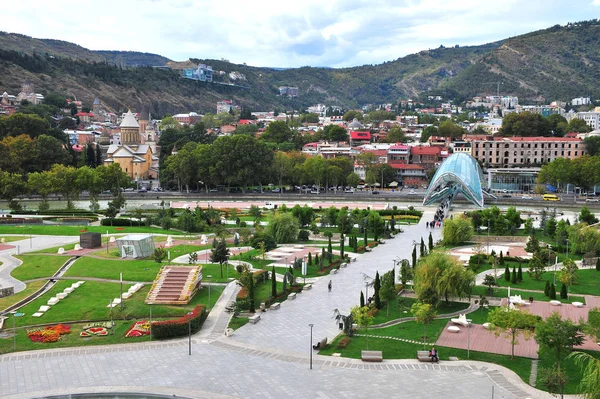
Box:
xmin=173 ymin=112 xmax=200 ymax=125
xmin=349 ymin=131 xmax=371 ymax=146
xmin=471 ymin=136 xmax=585 ymax=167
xmin=390 ymin=164 xmax=427 ymax=188
xmin=410 ymin=146 xmax=443 ymax=171
xmin=387 ymin=144 xmax=410 ymax=164
xmin=217 ymin=100 xmax=239 ymax=114
xmin=572 ymin=97 xmax=591 ymax=106
xmin=183 ymin=64 xmax=213 ymax=82
xmin=576 ymin=112 xmax=600 ymax=130
xmin=16 ymin=81 xmax=44 ymax=105
xmin=279 ymin=86 xmax=299 ymax=97
xmin=451 ymin=141 xmax=472 ymax=155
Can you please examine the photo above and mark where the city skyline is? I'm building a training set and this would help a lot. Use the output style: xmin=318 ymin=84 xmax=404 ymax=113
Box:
xmin=3 ymin=0 xmax=599 ymax=68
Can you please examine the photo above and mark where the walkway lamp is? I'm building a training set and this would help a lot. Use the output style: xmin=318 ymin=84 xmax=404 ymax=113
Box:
xmin=309 ymin=323 xmax=314 ymax=370
xmin=188 ymin=311 xmax=193 ymax=355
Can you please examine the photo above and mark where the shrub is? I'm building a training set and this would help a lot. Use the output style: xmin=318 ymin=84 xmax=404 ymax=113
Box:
xmin=337 ymin=336 xmax=351 ymax=349
xmin=357 ymin=245 xmax=365 ymax=253
xmin=151 ymin=305 xmax=207 ymax=339
xmin=250 ymin=232 xmax=277 ymax=251
xmin=101 ymin=218 xmax=144 ymax=227
xmin=367 ymin=241 xmax=378 ymax=248
xmin=298 ymin=229 xmax=310 ymax=241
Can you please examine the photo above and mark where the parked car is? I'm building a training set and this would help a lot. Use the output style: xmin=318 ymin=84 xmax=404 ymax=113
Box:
xmin=371 ymin=190 xmax=380 ymax=195
xmin=344 ymin=188 xmax=354 ymax=193
xmin=586 ymin=197 xmax=599 ymax=202
xmin=521 ymin=195 xmax=533 ymax=200
xmin=408 ymin=189 xmax=417 ymax=195
xmin=310 ymin=189 xmax=320 ymax=194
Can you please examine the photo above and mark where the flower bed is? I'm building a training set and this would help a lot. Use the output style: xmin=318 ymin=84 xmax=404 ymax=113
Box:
xmin=125 ymin=321 xmax=151 ymax=338
xmin=27 ymin=324 xmax=71 ymax=343
xmin=80 ymin=322 xmax=112 ymax=337
xmin=152 ymin=305 xmax=207 ymax=339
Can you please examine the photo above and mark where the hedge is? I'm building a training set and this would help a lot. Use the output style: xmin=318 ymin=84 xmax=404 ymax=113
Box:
xmin=101 ymin=218 xmax=145 ymax=227
xmin=377 ymin=209 xmax=423 ymax=217
xmin=0 ymin=217 xmax=43 ymax=224
xmin=151 ymin=305 xmax=207 ymax=339
xmin=14 ymin=209 xmax=98 ymax=216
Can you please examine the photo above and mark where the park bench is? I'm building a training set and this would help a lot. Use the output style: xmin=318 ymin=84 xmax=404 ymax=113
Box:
xmin=248 ymin=314 xmax=261 ymax=324
xmin=417 ymin=350 xmax=438 ymax=362
xmin=270 ymin=302 xmax=280 ymax=310
xmin=361 ymin=350 xmax=383 ymax=362
xmin=313 ymin=337 xmax=327 ymax=350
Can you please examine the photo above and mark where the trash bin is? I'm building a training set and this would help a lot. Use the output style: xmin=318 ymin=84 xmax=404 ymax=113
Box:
xmin=529 ymin=297 xmax=534 ymax=303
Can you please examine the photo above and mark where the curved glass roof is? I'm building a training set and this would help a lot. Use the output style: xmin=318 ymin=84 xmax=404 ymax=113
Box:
xmin=423 ymin=153 xmax=485 ymax=208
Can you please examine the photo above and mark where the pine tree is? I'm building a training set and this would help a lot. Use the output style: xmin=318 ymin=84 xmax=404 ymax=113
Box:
xmin=511 ymin=266 xmax=517 ymax=284
xmin=86 ymin=144 xmax=96 ymax=167
xmin=560 ymin=283 xmax=568 ymax=299
xmin=374 ymin=272 xmax=381 ymax=309
xmin=517 ymin=264 xmax=523 ymax=282
xmin=420 ymin=237 xmax=426 ymax=257
xmin=308 ymin=252 xmax=312 ymax=266
xmin=499 ymin=251 xmax=504 ymax=266
xmin=549 ymin=283 xmax=557 ymax=300
xmin=95 ymin=143 xmax=102 ymax=167
xmin=360 ymin=291 xmax=365 ymax=308
xmin=364 ymin=228 xmax=368 ymax=246
xmin=315 ymin=253 xmax=319 ymax=265
xmin=544 ymin=280 xmax=551 ymax=296
xmin=596 ymin=257 xmax=600 ymax=271
xmin=412 ymin=246 xmax=417 ymax=268
xmin=504 ymin=265 xmax=511 ymax=282
xmin=271 ymin=266 xmax=277 ymax=297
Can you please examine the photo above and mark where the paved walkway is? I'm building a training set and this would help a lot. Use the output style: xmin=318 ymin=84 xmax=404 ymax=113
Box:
xmin=0 ymin=215 xmax=563 ymax=399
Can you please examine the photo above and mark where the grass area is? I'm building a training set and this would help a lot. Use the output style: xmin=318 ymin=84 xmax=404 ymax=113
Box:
xmin=0 ymin=281 xmax=45 ymax=311
xmin=536 ymin=347 xmax=600 ymax=394
xmin=30 ymin=243 xmax=77 ymax=254
xmin=64 ymin=257 xmax=162 ymax=282
xmin=232 ymin=249 xmax=274 ymax=270
xmin=370 ymin=297 xmax=470 ymax=325
xmin=11 ymin=255 xmax=71 ymax=281
xmin=496 ymin=268 xmax=600 ymax=296
xmin=227 ymin=316 xmax=249 ymax=330
xmin=0 ymin=225 xmax=185 ymax=236
xmin=10 ymin=280 xmax=224 ymax=328
xmin=198 ymin=263 xmax=238 ymax=283
xmin=0 ymin=235 xmax=27 ymax=243
xmin=472 ymin=285 xmax=585 ymax=304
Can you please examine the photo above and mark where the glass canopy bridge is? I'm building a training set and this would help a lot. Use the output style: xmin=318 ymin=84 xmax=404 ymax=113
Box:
xmin=423 ymin=153 xmax=490 ymax=209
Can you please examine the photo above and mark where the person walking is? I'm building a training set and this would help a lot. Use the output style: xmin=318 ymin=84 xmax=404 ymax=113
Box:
xmin=328 ymin=280 xmax=332 ymax=292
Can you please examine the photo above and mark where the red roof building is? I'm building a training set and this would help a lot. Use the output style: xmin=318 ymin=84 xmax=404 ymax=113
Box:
xmin=410 ymin=146 xmax=443 ymax=171
xmin=350 ymin=131 xmax=371 ymax=145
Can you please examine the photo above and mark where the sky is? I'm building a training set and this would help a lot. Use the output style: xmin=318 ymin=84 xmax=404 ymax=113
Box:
xmin=3 ymin=0 xmax=600 ymax=68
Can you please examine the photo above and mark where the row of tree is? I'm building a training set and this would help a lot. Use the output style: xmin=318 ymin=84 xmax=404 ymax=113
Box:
xmin=537 ymin=155 xmax=600 ymax=192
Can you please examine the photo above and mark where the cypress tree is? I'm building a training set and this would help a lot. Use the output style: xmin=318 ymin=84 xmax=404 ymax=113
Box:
xmin=374 ymin=271 xmax=381 ymax=309
xmin=315 ymin=253 xmax=319 ymax=265
xmin=544 ymin=280 xmax=550 ymax=296
xmin=95 ymin=143 xmax=102 ymax=166
xmin=596 ymin=257 xmax=600 ymax=271
xmin=412 ymin=246 xmax=417 ymax=268
xmin=499 ymin=251 xmax=504 ymax=266
xmin=549 ymin=283 xmax=557 ymax=300
xmin=328 ymin=236 xmax=333 ymax=254
xmin=428 ymin=232 xmax=434 ymax=252
xmin=360 ymin=291 xmax=365 ymax=308
xmin=248 ymin=272 xmax=255 ymax=313
xmin=308 ymin=252 xmax=312 ymax=266
xmin=354 ymin=236 xmax=358 ymax=252
xmin=420 ymin=237 xmax=426 ymax=257
xmin=504 ymin=265 xmax=511 ymax=282
xmin=364 ymin=228 xmax=368 ymax=246
xmin=511 ymin=266 xmax=517 ymax=284
xmin=271 ymin=266 xmax=277 ymax=297
xmin=517 ymin=264 xmax=523 ymax=282
xmin=340 ymin=234 xmax=345 ymax=259
xmin=560 ymin=283 xmax=568 ymax=299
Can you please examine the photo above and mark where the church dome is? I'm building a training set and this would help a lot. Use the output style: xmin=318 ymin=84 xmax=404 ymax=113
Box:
xmin=348 ymin=118 xmax=363 ymax=129
xmin=120 ymin=110 xmax=139 ymax=128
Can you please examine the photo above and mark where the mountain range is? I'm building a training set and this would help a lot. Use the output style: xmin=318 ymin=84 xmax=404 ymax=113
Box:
xmin=0 ymin=20 xmax=599 ymax=116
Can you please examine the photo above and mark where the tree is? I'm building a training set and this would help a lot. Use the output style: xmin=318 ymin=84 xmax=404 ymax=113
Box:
xmin=538 ymin=368 xmax=568 ymax=399
xmin=488 ymin=306 xmax=539 ymax=359
xmin=322 ymin=125 xmax=348 ymax=142
xmin=360 ymin=291 xmax=365 ymax=308
xmin=412 ymin=246 xmax=417 ymax=268
xmin=383 ymin=126 xmax=408 ymax=143
xmin=483 ymin=274 xmax=498 ymax=294
xmin=544 ymin=280 xmax=551 ymax=296
xmin=346 ymin=172 xmax=360 ymax=188
xmin=428 ymin=232 xmax=434 ymax=252
xmin=560 ymin=283 xmax=568 ymax=299
xmin=559 ymin=258 xmax=579 ymax=288
xmin=249 ymin=205 xmax=262 ymax=222
xmin=152 ymin=247 xmax=167 ymax=263
xmin=261 ymin=121 xmax=293 ymax=143
xmin=535 ymin=312 xmax=584 ymax=371
xmin=351 ymin=305 xmax=374 ymax=349
xmin=549 ymin=283 xmax=557 ymax=300
xmin=414 ymin=252 xmax=474 ymax=305
xmin=584 ymin=136 xmax=600 ymax=156
xmin=545 ymin=217 xmax=557 ymax=238
xmin=420 ymin=237 xmax=426 ymax=257
xmin=499 ymin=111 xmax=551 ymax=137
xmin=569 ymin=351 xmax=600 ymax=399
xmin=210 ymin=239 xmax=230 ymax=278
xmin=373 ymin=272 xmax=382 ymax=309
xmin=379 ymin=271 xmax=395 ymax=316
xmin=504 ymin=265 xmax=511 ymax=282
xmin=579 ymin=206 xmax=599 ymax=225
xmin=267 ymin=212 xmax=300 ymax=243
xmin=343 ymin=110 xmax=363 ymax=122
xmin=511 ymin=266 xmax=518 ymax=284
xmin=518 ymin=264 xmax=523 ymax=282
xmin=437 ymin=120 xmax=465 ymax=138
xmin=442 ymin=215 xmax=473 ymax=245
xmin=567 ymin=118 xmax=592 ymax=133
xmin=411 ymin=301 xmax=437 ymax=349
xmin=528 ymin=253 xmax=546 ymax=280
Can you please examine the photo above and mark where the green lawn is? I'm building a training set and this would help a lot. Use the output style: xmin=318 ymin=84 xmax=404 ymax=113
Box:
xmin=30 ymin=243 xmax=77 ymax=254
xmin=0 ymin=235 xmax=27 ymax=243
xmin=0 ymin=281 xmax=45 ymax=311
xmin=536 ymin=347 xmax=600 ymax=394
xmin=472 ymin=286 xmax=585 ymax=304
xmin=64 ymin=257 xmax=162 ymax=282
xmin=232 ymin=249 xmax=274 ymax=270
xmin=497 ymin=268 xmax=600 ymax=296
xmin=228 ymin=316 xmax=249 ymax=330
xmin=11 ymin=280 xmax=224 ymax=328
xmin=370 ymin=297 xmax=470 ymax=326
xmin=0 ymin=225 xmax=185 ymax=236
xmin=11 ymin=255 xmax=71 ymax=281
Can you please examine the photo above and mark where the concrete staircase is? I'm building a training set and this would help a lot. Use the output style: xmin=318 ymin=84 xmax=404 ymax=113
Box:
xmin=146 ymin=265 xmax=201 ymax=305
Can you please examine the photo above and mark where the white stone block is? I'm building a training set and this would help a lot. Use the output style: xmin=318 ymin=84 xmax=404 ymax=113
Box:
xmin=38 ymin=306 xmax=50 ymax=313
xmin=56 ymin=293 xmax=67 ymax=300
xmin=47 ymin=298 xmax=59 ymax=306
xmin=32 ymin=313 xmax=43 ymax=317
xmin=74 ymin=244 xmax=82 ymax=251
xmin=57 ymin=248 xmax=65 ymax=254
xmin=63 ymin=287 xmax=74 ymax=294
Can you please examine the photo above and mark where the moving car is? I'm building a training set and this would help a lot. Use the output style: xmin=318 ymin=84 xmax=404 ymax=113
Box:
xmin=586 ymin=197 xmax=599 ymax=203
xmin=408 ymin=189 xmax=417 ymax=195
xmin=521 ymin=195 xmax=533 ymax=200
xmin=371 ymin=190 xmax=380 ymax=195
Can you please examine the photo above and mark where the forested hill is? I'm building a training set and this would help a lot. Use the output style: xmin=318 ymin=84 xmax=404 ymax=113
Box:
xmin=0 ymin=21 xmax=599 ymax=116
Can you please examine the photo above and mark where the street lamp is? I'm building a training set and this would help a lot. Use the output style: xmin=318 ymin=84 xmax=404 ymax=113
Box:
xmin=109 ymin=299 xmax=115 ymax=335
xmin=28 ymin=226 xmax=32 ymax=248
xmin=149 ymin=302 xmax=153 ymax=340
xmin=207 ymin=275 xmax=212 ymax=308
xmin=188 ymin=311 xmax=193 ymax=355
xmin=7 ymin=311 xmax=17 ymax=351
xmin=467 ymin=319 xmax=472 ymax=359
xmin=309 ymin=323 xmax=314 ymax=370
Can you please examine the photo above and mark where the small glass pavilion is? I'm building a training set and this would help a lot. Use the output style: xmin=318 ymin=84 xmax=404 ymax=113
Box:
xmin=115 ymin=234 xmax=155 ymax=259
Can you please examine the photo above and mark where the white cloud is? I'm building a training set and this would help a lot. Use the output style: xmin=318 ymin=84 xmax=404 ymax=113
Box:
xmin=2 ymin=0 xmax=598 ymax=67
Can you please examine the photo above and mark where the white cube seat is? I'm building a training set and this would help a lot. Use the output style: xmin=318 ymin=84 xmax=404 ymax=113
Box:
xmin=47 ymin=297 xmax=59 ymax=306
xmin=38 ymin=305 xmax=50 ymax=313
xmin=121 ymin=292 xmax=132 ymax=299
xmin=32 ymin=312 xmax=43 ymax=317
xmin=56 ymin=293 xmax=67 ymax=300
xmin=63 ymin=287 xmax=74 ymax=294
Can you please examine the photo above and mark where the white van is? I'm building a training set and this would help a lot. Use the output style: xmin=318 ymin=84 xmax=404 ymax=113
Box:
xmin=264 ymin=202 xmax=277 ymax=209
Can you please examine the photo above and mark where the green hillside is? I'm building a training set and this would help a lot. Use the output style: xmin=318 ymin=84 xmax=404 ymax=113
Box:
xmin=0 ymin=21 xmax=599 ymax=115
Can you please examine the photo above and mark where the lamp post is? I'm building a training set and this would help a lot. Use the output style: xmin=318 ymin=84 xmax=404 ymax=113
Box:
xmin=7 ymin=311 xmax=16 ymax=351
xmin=467 ymin=320 xmax=472 ymax=359
xmin=487 ymin=220 xmax=490 ymax=255
xmin=109 ymin=299 xmax=114 ymax=335
xmin=149 ymin=302 xmax=153 ymax=340
xmin=106 ymin=229 xmax=109 ymax=254
xmin=119 ymin=272 xmax=123 ymax=309
xmin=207 ymin=275 xmax=212 ymax=308
xmin=309 ymin=323 xmax=314 ymax=370
xmin=28 ymin=226 xmax=32 ymax=248
xmin=188 ymin=311 xmax=193 ymax=355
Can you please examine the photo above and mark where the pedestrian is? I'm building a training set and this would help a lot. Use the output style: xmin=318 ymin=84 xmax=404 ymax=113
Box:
xmin=429 ymin=347 xmax=439 ymax=363
xmin=426 ymin=221 xmax=429 ymax=228
xmin=328 ymin=280 xmax=332 ymax=292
